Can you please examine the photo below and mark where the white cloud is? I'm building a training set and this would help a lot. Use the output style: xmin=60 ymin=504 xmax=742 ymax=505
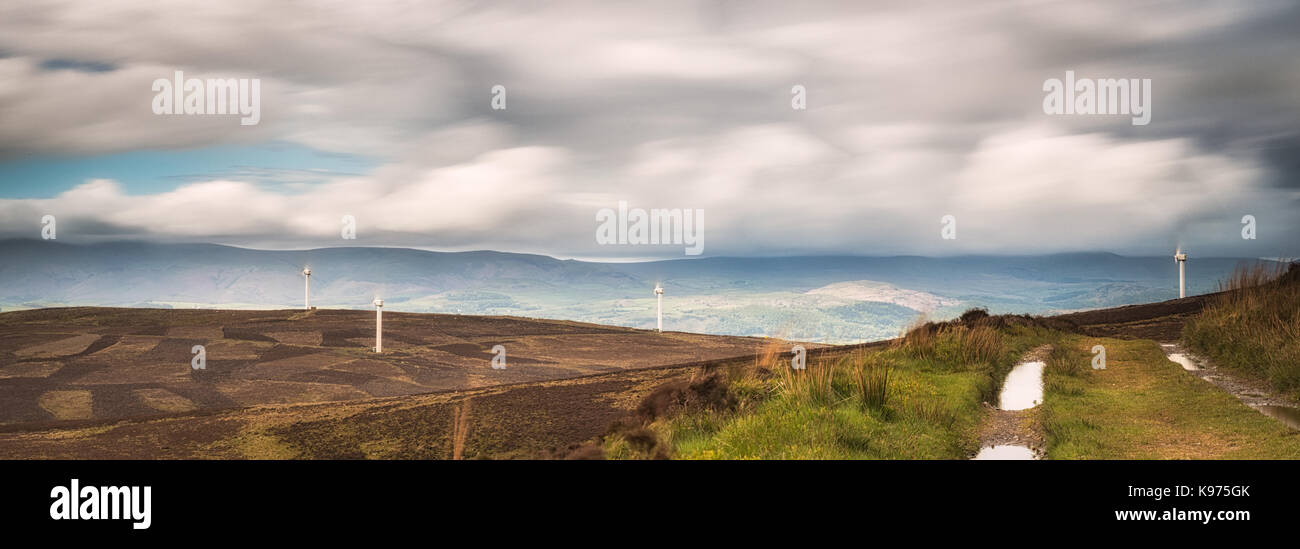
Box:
xmin=1 ymin=0 xmax=1298 ymax=258
xmin=948 ymin=125 xmax=1268 ymax=253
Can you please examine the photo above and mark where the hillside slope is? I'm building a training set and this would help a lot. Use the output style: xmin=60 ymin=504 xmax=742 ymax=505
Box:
xmin=0 ymin=240 xmax=1264 ymax=342
xmin=0 ymin=306 xmax=784 ymax=427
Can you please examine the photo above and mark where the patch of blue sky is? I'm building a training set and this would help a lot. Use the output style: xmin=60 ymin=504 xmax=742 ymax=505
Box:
xmin=0 ymin=141 xmax=375 ymax=198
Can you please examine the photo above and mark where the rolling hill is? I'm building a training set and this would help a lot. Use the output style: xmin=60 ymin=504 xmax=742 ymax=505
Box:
xmin=0 ymin=239 xmax=1266 ymax=343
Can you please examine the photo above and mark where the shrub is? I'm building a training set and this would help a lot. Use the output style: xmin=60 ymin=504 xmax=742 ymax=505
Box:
xmin=959 ymin=307 xmax=990 ymax=324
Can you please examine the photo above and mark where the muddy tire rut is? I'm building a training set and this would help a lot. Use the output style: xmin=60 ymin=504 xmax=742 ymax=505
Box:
xmin=976 ymin=344 xmax=1051 ymax=458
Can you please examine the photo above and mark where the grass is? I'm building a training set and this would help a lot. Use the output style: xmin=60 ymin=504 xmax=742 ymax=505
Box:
xmin=900 ymin=321 xmax=1003 ymax=367
xmin=848 ymin=353 xmax=891 ymax=410
xmin=1182 ymin=262 xmax=1300 ymax=399
xmin=37 ymin=390 xmax=94 ymax=420
xmin=133 ymin=388 xmax=199 ymax=414
xmin=609 ymin=304 xmax=1300 ymax=460
xmin=1041 ymin=335 xmax=1300 ymax=459
xmin=605 ymin=314 xmax=1055 ymax=460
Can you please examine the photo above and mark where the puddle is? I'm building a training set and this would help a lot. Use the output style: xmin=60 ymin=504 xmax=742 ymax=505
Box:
xmin=1161 ymin=344 xmax=1209 ymax=372
xmin=975 ymin=352 xmax=1048 ymax=460
xmin=1165 ymin=353 xmax=1199 ymax=371
xmin=1251 ymin=405 xmax=1300 ymax=431
xmin=998 ymin=361 xmax=1045 ymax=411
xmin=1160 ymin=345 xmax=1300 ymax=432
xmin=973 ymin=445 xmax=1035 ymax=460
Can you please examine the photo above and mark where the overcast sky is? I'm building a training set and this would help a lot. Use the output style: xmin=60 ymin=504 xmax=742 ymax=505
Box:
xmin=0 ymin=0 xmax=1297 ymax=259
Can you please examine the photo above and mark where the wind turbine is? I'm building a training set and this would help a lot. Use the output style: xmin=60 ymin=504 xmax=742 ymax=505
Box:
xmin=653 ymin=284 xmax=664 ymax=332
xmin=1174 ymin=249 xmax=1188 ymax=298
xmin=302 ymin=267 xmax=312 ymax=310
xmin=373 ymin=298 xmax=384 ymax=353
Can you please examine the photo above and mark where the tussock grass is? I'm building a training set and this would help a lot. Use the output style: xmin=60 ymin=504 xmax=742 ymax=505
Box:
xmin=653 ymin=354 xmax=992 ymax=459
xmin=776 ymin=357 xmax=840 ymax=406
xmin=848 ymin=353 xmax=892 ymax=411
xmin=773 ymin=352 xmax=897 ymax=411
xmin=1043 ymin=344 xmax=1090 ymax=397
xmin=1183 ymin=262 xmax=1300 ymax=398
xmin=605 ymin=313 xmax=1062 ymax=459
xmin=1045 ymin=343 xmax=1090 ymax=378
xmin=900 ymin=321 xmax=1003 ymax=368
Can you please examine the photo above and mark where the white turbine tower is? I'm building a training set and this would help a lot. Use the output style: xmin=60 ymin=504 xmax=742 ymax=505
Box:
xmin=302 ymin=267 xmax=312 ymax=310
xmin=373 ymin=298 xmax=384 ymax=353
xmin=653 ymin=284 xmax=664 ymax=332
xmin=1174 ymin=249 xmax=1188 ymax=298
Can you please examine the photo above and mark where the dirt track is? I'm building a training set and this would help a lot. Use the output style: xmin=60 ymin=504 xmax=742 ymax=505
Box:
xmin=976 ymin=345 xmax=1051 ymax=455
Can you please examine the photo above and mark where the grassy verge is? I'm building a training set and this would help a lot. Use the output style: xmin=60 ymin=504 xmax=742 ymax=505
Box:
xmin=1182 ymin=263 xmax=1300 ymax=399
xmin=1041 ymin=335 xmax=1300 ymax=459
xmin=604 ymin=313 xmax=1059 ymax=459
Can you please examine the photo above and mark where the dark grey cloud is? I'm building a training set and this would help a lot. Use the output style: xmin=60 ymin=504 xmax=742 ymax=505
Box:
xmin=38 ymin=58 xmax=117 ymax=72
xmin=1259 ymin=135 xmax=1300 ymax=190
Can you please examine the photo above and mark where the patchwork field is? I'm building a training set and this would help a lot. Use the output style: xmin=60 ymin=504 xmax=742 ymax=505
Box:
xmin=0 ymin=307 xmax=796 ymax=428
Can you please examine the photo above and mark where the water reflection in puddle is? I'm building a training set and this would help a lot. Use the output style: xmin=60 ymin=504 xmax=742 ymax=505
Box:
xmin=1252 ymin=405 xmax=1300 ymax=431
xmin=998 ymin=361 xmax=1045 ymax=411
xmin=1160 ymin=345 xmax=1300 ymax=431
xmin=975 ymin=359 xmax=1046 ymax=460
xmin=1165 ymin=353 xmax=1199 ymax=371
xmin=973 ymin=445 xmax=1035 ymax=460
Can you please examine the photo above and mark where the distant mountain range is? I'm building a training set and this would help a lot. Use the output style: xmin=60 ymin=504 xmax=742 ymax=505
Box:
xmin=0 ymin=239 xmax=1272 ymax=343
